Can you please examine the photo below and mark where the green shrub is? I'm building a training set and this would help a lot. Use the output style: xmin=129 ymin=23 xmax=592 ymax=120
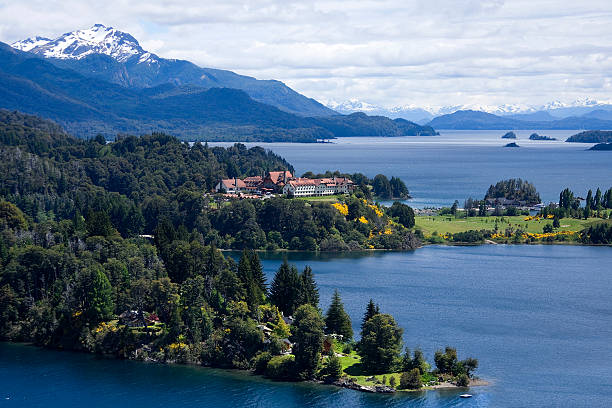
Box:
xmin=456 ymin=373 xmax=469 ymax=387
xmin=399 ymin=368 xmax=422 ymax=389
xmin=265 ymin=355 xmax=295 ymax=379
xmin=252 ymin=351 xmax=272 ymax=374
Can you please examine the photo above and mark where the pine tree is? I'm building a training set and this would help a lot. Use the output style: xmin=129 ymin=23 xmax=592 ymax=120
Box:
xmin=84 ymin=265 xmax=114 ymax=323
xmin=325 ymin=289 xmax=353 ymax=341
xmin=299 ymin=266 xmax=319 ymax=307
xmin=586 ymin=189 xmax=594 ymax=210
xmin=595 ymin=188 xmax=602 ymax=209
xmin=269 ymin=259 xmax=301 ymax=316
xmin=361 ymin=298 xmax=380 ymax=330
xmin=249 ymin=250 xmax=267 ymax=296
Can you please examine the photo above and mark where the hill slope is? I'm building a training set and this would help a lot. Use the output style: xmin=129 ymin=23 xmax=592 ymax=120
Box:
xmin=13 ymin=24 xmax=335 ymax=117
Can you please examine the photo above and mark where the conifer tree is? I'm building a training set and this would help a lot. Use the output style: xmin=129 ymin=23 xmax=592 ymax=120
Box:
xmin=269 ymin=259 xmax=301 ymax=315
xmin=248 ymin=250 xmax=267 ymax=296
xmin=299 ymin=266 xmax=319 ymax=307
xmin=325 ymin=289 xmax=353 ymax=341
xmin=361 ymin=298 xmax=380 ymax=330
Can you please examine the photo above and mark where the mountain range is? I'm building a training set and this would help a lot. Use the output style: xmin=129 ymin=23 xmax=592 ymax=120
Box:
xmin=1 ymin=25 xmax=436 ymax=141
xmin=12 ymin=24 xmax=334 ymax=118
xmin=329 ymin=98 xmax=612 ymax=130
xmin=426 ymin=110 xmax=612 ymax=130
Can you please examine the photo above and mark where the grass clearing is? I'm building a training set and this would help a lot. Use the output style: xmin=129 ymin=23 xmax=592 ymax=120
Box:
xmin=415 ymin=215 xmax=601 ymax=236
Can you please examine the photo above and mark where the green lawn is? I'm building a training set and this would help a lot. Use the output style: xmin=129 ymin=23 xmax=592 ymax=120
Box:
xmin=334 ymin=351 xmax=434 ymax=389
xmin=296 ymin=194 xmax=344 ymax=202
xmin=415 ymin=215 xmax=603 ymax=237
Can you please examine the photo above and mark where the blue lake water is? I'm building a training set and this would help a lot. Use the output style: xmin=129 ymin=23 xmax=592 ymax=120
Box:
xmin=209 ymin=130 xmax=612 ymax=208
xmin=3 ymin=245 xmax=612 ymax=408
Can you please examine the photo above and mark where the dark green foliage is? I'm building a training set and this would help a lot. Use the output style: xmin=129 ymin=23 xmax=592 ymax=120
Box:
xmin=372 ymin=174 xmax=392 ymax=199
xmin=325 ymin=290 xmax=353 ymax=341
xmin=399 ymin=368 xmax=422 ymax=389
xmin=361 ymin=299 xmax=380 ymax=330
xmin=450 ymin=230 xmax=487 ymax=243
xmin=485 ymin=179 xmax=541 ymax=204
xmin=581 ymin=222 xmax=612 ymax=244
xmin=291 ymin=304 xmax=325 ymax=379
xmin=82 ymin=265 xmax=114 ymax=323
xmin=543 ymin=224 xmax=554 ymax=234
xmin=252 ymin=351 xmax=273 ymax=375
xmin=387 ymin=202 xmax=415 ymax=228
xmin=360 ymin=313 xmax=403 ymax=373
xmin=269 ymin=260 xmax=302 ymax=316
xmin=456 ymin=373 xmax=470 ymax=387
xmin=265 ymin=355 xmax=295 ymax=379
xmin=322 ymin=353 xmax=343 ymax=381
xmin=299 ymin=266 xmax=319 ymax=308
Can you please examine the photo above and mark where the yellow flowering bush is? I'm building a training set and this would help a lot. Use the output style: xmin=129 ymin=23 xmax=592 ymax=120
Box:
xmin=358 ymin=216 xmax=369 ymax=224
xmin=332 ymin=202 xmax=348 ymax=216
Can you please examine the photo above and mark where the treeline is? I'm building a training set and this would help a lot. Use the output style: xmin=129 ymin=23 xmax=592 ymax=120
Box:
xmin=0 ymin=112 xmax=418 ymax=251
xmin=301 ymin=170 xmax=410 ymax=200
xmin=485 ymin=178 xmax=541 ymax=204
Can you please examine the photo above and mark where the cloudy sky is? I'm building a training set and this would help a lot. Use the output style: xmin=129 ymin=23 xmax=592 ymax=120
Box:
xmin=1 ymin=0 xmax=611 ymax=110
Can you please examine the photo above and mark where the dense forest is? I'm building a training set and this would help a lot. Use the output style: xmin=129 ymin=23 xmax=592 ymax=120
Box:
xmin=0 ymin=111 xmax=477 ymax=389
xmin=0 ymin=110 xmax=419 ymax=251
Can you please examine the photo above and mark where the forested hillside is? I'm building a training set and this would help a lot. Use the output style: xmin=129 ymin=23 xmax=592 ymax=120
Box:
xmin=0 ymin=111 xmax=423 ymax=381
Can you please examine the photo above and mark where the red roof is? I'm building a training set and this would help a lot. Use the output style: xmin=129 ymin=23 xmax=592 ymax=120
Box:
xmin=267 ymin=171 xmax=293 ymax=184
xmin=220 ymin=178 xmax=247 ymax=189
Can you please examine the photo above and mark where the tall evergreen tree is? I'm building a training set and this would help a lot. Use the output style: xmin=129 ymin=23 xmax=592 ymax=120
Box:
xmin=269 ymin=260 xmax=301 ymax=315
xmin=299 ymin=266 xmax=319 ymax=307
xmin=325 ymin=289 xmax=353 ymax=341
xmin=360 ymin=313 xmax=403 ymax=373
xmin=248 ymin=250 xmax=267 ymax=297
xmin=83 ymin=265 xmax=114 ymax=323
xmin=586 ymin=189 xmax=594 ymax=210
xmin=595 ymin=188 xmax=602 ymax=209
xmin=361 ymin=298 xmax=380 ymax=330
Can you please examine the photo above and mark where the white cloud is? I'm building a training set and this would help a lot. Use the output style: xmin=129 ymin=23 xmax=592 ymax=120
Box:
xmin=1 ymin=0 xmax=611 ymax=109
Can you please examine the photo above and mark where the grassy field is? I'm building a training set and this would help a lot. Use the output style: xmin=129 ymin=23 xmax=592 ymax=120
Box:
xmin=334 ymin=347 xmax=435 ymax=389
xmin=296 ymin=194 xmax=344 ymax=202
xmin=415 ymin=215 xmax=603 ymax=237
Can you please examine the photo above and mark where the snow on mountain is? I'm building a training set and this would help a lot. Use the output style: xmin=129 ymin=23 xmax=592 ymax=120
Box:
xmin=12 ymin=36 xmax=53 ymax=52
xmin=11 ymin=24 xmax=156 ymax=64
xmin=327 ymin=98 xmax=612 ymax=121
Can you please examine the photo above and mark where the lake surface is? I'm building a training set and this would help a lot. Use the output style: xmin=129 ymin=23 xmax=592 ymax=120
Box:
xmin=3 ymin=245 xmax=612 ymax=408
xmin=209 ymin=130 xmax=611 ymax=208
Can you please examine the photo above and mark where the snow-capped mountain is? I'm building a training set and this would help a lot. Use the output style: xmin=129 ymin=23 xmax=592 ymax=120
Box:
xmin=9 ymin=24 xmax=334 ymax=117
xmin=327 ymin=97 xmax=612 ymax=122
xmin=12 ymin=24 xmax=157 ymax=64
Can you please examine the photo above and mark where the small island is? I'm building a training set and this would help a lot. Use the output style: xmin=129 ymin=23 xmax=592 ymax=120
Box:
xmin=529 ymin=133 xmax=556 ymax=141
xmin=566 ymin=130 xmax=612 ymax=143
xmin=501 ymin=131 xmax=517 ymax=139
xmin=589 ymin=143 xmax=612 ymax=151
xmin=504 ymin=142 xmax=520 ymax=147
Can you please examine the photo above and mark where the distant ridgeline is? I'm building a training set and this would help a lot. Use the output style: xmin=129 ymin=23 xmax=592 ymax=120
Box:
xmin=0 ymin=41 xmax=436 ymax=142
xmin=566 ymin=130 xmax=612 ymax=143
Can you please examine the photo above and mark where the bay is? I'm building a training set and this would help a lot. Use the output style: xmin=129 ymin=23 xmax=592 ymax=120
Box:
xmin=208 ymin=130 xmax=611 ymax=208
xmin=2 ymin=245 xmax=612 ymax=407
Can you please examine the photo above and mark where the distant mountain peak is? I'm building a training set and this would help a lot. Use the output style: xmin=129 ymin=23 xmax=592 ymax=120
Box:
xmin=12 ymin=24 xmax=152 ymax=63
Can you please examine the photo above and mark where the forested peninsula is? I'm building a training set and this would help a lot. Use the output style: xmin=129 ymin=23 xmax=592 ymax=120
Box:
xmin=0 ymin=111 xmax=479 ymax=393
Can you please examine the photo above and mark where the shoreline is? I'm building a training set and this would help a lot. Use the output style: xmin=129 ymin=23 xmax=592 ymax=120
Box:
xmin=3 ymin=341 xmax=488 ymax=395
xmin=216 ymin=240 xmax=610 ymax=255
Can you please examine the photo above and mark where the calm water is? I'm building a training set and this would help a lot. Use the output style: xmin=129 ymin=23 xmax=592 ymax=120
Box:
xmin=3 ymin=245 xmax=612 ymax=407
xmin=209 ymin=130 xmax=611 ymax=208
